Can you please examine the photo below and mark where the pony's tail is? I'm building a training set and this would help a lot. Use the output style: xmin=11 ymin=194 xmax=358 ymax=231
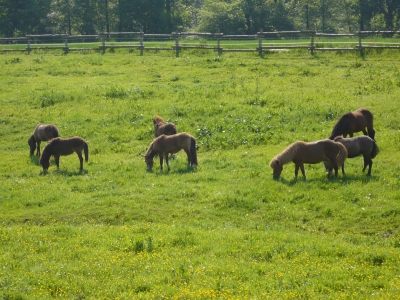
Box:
xmin=190 ymin=137 xmax=198 ymax=166
xmin=336 ymin=143 xmax=348 ymax=167
xmin=84 ymin=142 xmax=89 ymax=162
xmin=371 ymin=140 xmax=379 ymax=159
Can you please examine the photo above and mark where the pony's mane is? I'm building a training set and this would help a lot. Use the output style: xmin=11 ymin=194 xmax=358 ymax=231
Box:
xmin=39 ymin=142 xmax=53 ymax=164
xmin=270 ymin=141 xmax=303 ymax=167
xmin=329 ymin=112 xmax=354 ymax=138
xmin=153 ymin=116 xmax=164 ymax=125
xmin=144 ymin=140 xmax=157 ymax=159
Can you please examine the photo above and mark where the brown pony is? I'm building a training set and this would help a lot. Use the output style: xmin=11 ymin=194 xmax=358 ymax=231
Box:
xmin=331 ymin=136 xmax=379 ymax=176
xmin=329 ymin=108 xmax=375 ymax=140
xmin=144 ymin=132 xmax=197 ymax=171
xmin=153 ymin=116 xmax=177 ymax=137
xmin=269 ymin=139 xmax=347 ymax=180
xmin=28 ymin=124 xmax=59 ymax=156
xmin=39 ymin=137 xmax=89 ymax=172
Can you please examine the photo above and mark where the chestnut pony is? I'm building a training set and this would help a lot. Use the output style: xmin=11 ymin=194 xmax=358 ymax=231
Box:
xmin=40 ymin=136 xmax=88 ymax=172
xmin=144 ymin=132 xmax=197 ymax=171
xmin=269 ymin=139 xmax=347 ymax=180
xmin=329 ymin=108 xmax=375 ymax=140
xmin=153 ymin=116 xmax=177 ymax=137
xmin=28 ymin=124 xmax=59 ymax=156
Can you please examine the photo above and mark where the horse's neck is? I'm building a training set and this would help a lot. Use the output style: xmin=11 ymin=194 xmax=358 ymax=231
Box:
xmin=277 ymin=143 xmax=299 ymax=165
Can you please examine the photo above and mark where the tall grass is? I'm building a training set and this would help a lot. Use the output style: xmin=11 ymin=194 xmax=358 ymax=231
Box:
xmin=0 ymin=48 xmax=399 ymax=299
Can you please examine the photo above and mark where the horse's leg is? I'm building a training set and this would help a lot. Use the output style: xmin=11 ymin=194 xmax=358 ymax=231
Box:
xmin=367 ymin=160 xmax=373 ymax=176
xmin=362 ymin=129 xmax=368 ymax=135
xmin=341 ymin=164 xmax=345 ymax=175
xmin=36 ymin=141 xmax=41 ymax=156
xmin=363 ymin=157 xmax=372 ymax=176
xmin=294 ymin=164 xmax=299 ymax=178
xmin=159 ymin=155 xmax=164 ymax=171
xmin=165 ymin=154 xmax=170 ymax=171
xmin=77 ymin=151 xmax=83 ymax=170
xmin=54 ymin=155 xmax=60 ymax=168
xmin=333 ymin=164 xmax=339 ymax=178
xmin=183 ymin=148 xmax=191 ymax=167
xmin=294 ymin=163 xmax=306 ymax=179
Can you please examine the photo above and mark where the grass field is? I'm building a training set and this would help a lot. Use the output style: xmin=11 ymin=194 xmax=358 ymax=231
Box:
xmin=0 ymin=48 xmax=399 ymax=299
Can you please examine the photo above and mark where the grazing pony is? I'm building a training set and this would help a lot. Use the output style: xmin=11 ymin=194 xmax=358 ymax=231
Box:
xmin=144 ymin=132 xmax=197 ymax=171
xmin=28 ymin=124 xmax=59 ymax=156
xmin=40 ymin=137 xmax=89 ymax=172
xmin=329 ymin=108 xmax=375 ymax=140
xmin=153 ymin=116 xmax=177 ymax=137
xmin=330 ymin=136 xmax=379 ymax=176
xmin=269 ymin=139 xmax=347 ymax=180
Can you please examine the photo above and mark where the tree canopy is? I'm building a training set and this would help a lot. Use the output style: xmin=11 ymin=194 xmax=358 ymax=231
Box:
xmin=0 ymin=0 xmax=399 ymax=37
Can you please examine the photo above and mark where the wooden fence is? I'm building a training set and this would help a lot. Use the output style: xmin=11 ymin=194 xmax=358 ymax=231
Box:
xmin=1 ymin=31 xmax=400 ymax=56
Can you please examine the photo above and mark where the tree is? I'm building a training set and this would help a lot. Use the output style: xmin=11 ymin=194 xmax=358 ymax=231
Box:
xmin=197 ymin=0 xmax=246 ymax=34
xmin=0 ymin=0 xmax=51 ymax=36
xmin=378 ymin=0 xmax=400 ymax=30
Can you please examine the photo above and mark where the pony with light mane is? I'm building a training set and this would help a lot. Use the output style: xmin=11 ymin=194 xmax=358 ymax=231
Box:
xmin=329 ymin=108 xmax=375 ymax=140
xmin=269 ymin=139 xmax=347 ymax=180
xmin=40 ymin=136 xmax=89 ymax=172
xmin=153 ymin=116 xmax=177 ymax=137
xmin=144 ymin=132 xmax=197 ymax=171
xmin=28 ymin=124 xmax=59 ymax=156
xmin=328 ymin=136 xmax=379 ymax=176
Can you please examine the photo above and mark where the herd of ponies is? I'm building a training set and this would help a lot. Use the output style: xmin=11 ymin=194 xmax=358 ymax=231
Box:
xmin=28 ymin=108 xmax=378 ymax=180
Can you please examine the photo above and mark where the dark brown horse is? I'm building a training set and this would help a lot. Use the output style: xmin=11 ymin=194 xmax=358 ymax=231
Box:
xmin=331 ymin=136 xmax=379 ymax=176
xmin=329 ymin=108 xmax=375 ymax=140
xmin=39 ymin=137 xmax=88 ymax=172
xmin=144 ymin=132 xmax=197 ymax=171
xmin=153 ymin=116 xmax=177 ymax=137
xmin=28 ymin=124 xmax=59 ymax=156
xmin=269 ymin=139 xmax=347 ymax=180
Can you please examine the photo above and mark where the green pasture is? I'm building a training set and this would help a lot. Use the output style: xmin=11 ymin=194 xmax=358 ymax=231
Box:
xmin=0 ymin=48 xmax=399 ymax=299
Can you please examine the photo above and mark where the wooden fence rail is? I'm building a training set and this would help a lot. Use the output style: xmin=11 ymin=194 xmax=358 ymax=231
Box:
xmin=1 ymin=31 xmax=400 ymax=56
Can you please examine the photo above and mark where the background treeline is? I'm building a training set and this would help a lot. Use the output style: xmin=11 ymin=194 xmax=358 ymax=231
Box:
xmin=0 ymin=0 xmax=399 ymax=37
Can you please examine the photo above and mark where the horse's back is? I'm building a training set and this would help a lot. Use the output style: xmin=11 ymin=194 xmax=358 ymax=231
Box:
xmin=334 ymin=136 xmax=374 ymax=158
xmin=35 ymin=124 xmax=59 ymax=141
xmin=154 ymin=132 xmax=194 ymax=154
xmin=355 ymin=108 xmax=373 ymax=119
xmin=296 ymin=140 xmax=338 ymax=163
xmin=46 ymin=136 xmax=86 ymax=155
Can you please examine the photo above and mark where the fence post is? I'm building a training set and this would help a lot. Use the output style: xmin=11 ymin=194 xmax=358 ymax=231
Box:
xmin=101 ymin=33 xmax=106 ymax=54
xmin=172 ymin=32 xmax=180 ymax=57
xmin=26 ymin=35 xmax=31 ymax=54
xmin=140 ymin=29 xmax=144 ymax=56
xmin=309 ymin=31 xmax=315 ymax=55
xmin=257 ymin=29 xmax=263 ymax=56
xmin=64 ymin=37 xmax=69 ymax=54
xmin=215 ymin=32 xmax=223 ymax=56
xmin=357 ymin=31 xmax=363 ymax=55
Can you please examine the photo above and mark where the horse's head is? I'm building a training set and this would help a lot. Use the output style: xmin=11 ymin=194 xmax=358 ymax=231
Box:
xmin=270 ymin=159 xmax=283 ymax=179
xmin=144 ymin=155 xmax=154 ymax=170
xmin=39 ymin=156 xmax=50 ymax=172
xmin=28 ymin=135 xmax=36 ymax=155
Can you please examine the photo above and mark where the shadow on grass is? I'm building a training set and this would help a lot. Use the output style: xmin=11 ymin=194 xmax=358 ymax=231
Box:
xmin=30 ymin=155 xmax=40 ymax=165
xmin=151 ymin=166 xmax=198 ymax=176
xmin=40 ymin=169 xmax=89 ymax=176
xmin=273 ymin=173 xmax=378 ymax=186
